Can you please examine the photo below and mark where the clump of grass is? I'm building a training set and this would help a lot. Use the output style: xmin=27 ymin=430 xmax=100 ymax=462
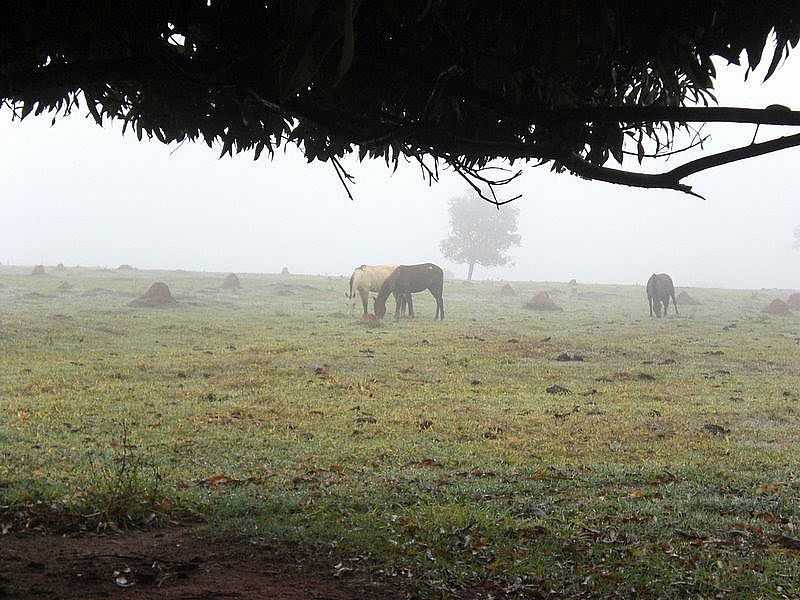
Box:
xmin=82 ymin=424 xmax=170 ymax=530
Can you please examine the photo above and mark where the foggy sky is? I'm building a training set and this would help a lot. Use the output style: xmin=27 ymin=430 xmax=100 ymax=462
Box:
xmin=2 ymin=53 xmax=799 ymax=289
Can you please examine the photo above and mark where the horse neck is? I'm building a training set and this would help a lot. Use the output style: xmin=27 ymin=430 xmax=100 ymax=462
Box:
xmin=376 ymin=277 xmax=395 ymax=303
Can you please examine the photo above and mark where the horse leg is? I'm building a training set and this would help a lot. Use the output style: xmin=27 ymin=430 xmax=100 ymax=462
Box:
xmin=432 ymin=280 xmax=444 ymax=320
xmin=672 ymin=291 xmax=679 ymax=315
xmin=430 ymin=288 xmax=443 ymax=320
xmin=360 ymin=289 xmax=369 ymax=317
xmin=406 ymin=294 xmax=414 ymax=318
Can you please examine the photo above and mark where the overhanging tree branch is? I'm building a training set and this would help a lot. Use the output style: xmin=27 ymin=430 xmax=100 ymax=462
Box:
xmin=3 ymin=2 xmax=800 ymax=202
xmin=564 ymin=132 xmax=800 ymax=197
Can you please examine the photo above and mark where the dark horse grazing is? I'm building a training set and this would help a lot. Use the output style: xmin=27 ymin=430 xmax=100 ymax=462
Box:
xmin=374 ymin=264 xmax=445 ymax=320
xmin=647 ymin=273 xmax=678 ymax=318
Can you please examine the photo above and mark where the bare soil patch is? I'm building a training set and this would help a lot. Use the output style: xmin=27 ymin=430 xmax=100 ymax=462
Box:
xmin=0 ymin=528 xmax=402 ymax=600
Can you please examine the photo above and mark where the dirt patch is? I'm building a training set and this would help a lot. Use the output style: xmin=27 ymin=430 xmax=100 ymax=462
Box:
xmin=763 ymin=299 xmax=790 ymax=315
xmin=221 ymin=273 xmax=241 ymax=290
xmin=787 ymin=293 xmax=800 ymax=309
xmin=129 ymin=282 xmax=177 ymax=308
xmin=0 ymin=528 xmax=400 ymax=600
xmin=498 ymin=283 xmax=516 ymax=297
xmin=676 ymin=290 xmax=701 ymax=305
xmin=31 ymin=265 xmax=46 ymax=276
xmin=523 ymin=291 xmax=562 ymax=312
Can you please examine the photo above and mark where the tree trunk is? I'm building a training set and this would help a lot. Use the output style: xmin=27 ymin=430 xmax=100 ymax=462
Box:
xmin=467 ymin=261 xmax=475 ymax=281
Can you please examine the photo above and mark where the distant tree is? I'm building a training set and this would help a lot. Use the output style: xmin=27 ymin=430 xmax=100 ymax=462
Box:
xmin=440 ymin=195 xmax=521 ymax=281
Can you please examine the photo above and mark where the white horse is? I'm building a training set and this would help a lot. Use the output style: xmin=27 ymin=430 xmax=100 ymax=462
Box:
xmin=347 ymin=265 xmax=409 ymax=317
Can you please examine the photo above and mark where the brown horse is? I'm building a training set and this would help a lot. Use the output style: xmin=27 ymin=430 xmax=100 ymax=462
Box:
xmin=374 ymin=263 xmax=445 ymax=320
xmin=647 ymin=273 xmax=678 ymax=317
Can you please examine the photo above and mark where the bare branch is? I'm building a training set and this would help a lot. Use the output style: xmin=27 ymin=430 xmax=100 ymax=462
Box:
xmin=330 ymin=155 xmax=355 ymax=201
xmin=565 ymin=132 xmax=800 ymax=197
xmin=450 ymin=85 xmax=800 ymax=127
xmin=622 ymin=135 xmax=710 ymax=159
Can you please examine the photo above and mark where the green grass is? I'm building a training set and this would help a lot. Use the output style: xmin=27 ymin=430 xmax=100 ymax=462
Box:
xmin=1 ymin=266 xmax=799 ymax=597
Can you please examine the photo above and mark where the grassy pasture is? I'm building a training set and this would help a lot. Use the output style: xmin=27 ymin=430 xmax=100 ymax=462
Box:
xmin=1 ymin=265 xmax=799 ymax=598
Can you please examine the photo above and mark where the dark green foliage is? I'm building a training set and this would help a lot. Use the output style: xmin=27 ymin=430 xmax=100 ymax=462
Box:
xmin=2 ymin=2 xmax=800 ymax=197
